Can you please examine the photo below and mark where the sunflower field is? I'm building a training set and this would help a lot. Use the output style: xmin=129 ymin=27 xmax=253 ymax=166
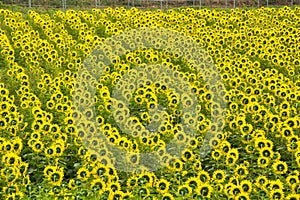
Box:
xmin=0 ymin=5 xmax=300 ymax=200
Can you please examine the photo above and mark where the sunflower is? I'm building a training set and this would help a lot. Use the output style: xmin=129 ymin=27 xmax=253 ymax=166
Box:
xmin=270 ymin=179 xmax=284 ymax=191
xmin=234 ymin=165 xmax=249 ymax=179
xmin=220 ymin=141 xmax=231 ymax=154
xmin=254 ymin=137 xmax=267 ymax=149
xmin=198 ymin=170 xmax=210 ymax=183
xmin=257 ymin=156 xmax=270 ymax=168
xmin=156 ymin=179 xmax=170 ymax=194
xmin=43 ymin=165 xmax=56 ymax=178
xmin=48 ymin=168 xmax=64 ymax=186
xmin=11 ymin=137 xmax=23 ymax=154
xmin=181 ymin=149 xmax=194 ymax=162
xmin=212 ymin=149 xmax=223 ymax=161
xmin=286 ymin=175 xmax=299 ymax=187
xmin=269 ymin=189 xmax=285 ymax=200
xmin=107 ymin=181 xmax=121 ymax=193
xmin=196 ymin=183 xmax=212 ymax=198
xmin=228 ymin=148 xmax=239 ymax=159
xmin=31 ymin=140 xmax=44 ymax=153
xmin=272 ymin=161 xmax=288 ymax=175
xmin=77 ymin=167 xmax=91 ymax=182
xmin=240 ymin=123 xmax=253 ymax=136
xmin=212 ymin=169 xmax=226 ymax=183
xmin=169 ymin=159 xmax=183 ymax=172
xmin=240 ymin=180 xmax=252 ymax=193
xmin=138 ymin=172 xmax=155 ymax=188
xmin=138 ymin=187 xmax=150 ymax=198
xmin=186 ymin=177 xmax=200 ymax=190
xmin=209 ymin=136 xmax=221 ymax=149
xmin=109 ymin=191 xmax=125 ymax=200
xmin=235 ymin=192 xmax=250 ymax=200
xmin=22 ymin=175 xmax=31 ymax=187
xmin=177 ymin=184 xmax=192 ymax=197
xmin=280 ymin=126 xmax=293 ymax=138
xmin=259 ymin=147 xmax=274 ymax=159
xmin=286 ymin=194 xmax=300 ymax=200
xmin=287 ymin=141 xmax=300 ymax=153
xmin=231 ymin=185 xmax=243 ymax=196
